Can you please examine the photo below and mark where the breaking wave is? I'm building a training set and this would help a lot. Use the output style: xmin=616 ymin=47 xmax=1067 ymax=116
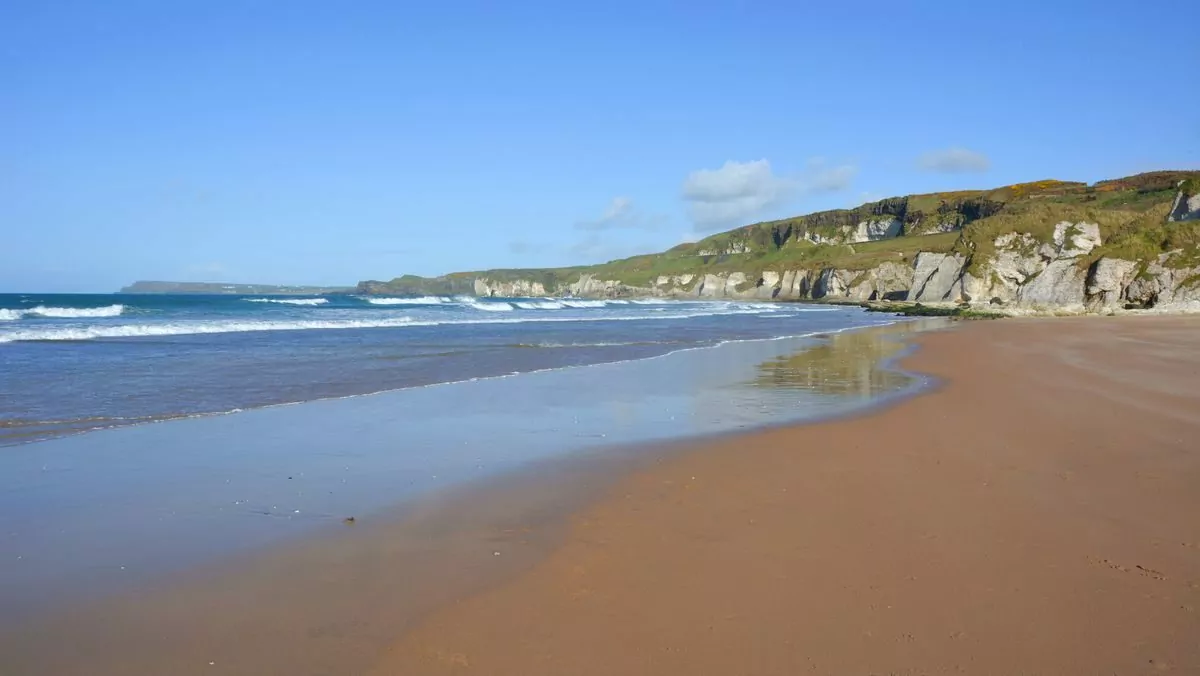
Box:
xmin=0 ymin=317 xmax=417 ymax=343
xmin=350 ymin=296 xmax=784 ymax=313
xmin=0 ymin=305 xmax=126 ymax=321
xmin=510 ymin=340 xmax=681 ymax=348
xmin=510 ymin=299 xmax=636 ymax=310
xmin=365 ymin=296 xmax=450 ymax=306
xmin=0 ymin=298 xmax=843 ymax=343
xmin=462 ymin=299 xmax=513 ymax=312
xmin=244 ymin=298 xmax=329 ymax=306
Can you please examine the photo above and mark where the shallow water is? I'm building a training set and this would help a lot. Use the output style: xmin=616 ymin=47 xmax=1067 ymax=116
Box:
xmin=2 ymin=293 xmax=879 ymax=444
xmin=0 ymin=314 xmax=945 ymax=617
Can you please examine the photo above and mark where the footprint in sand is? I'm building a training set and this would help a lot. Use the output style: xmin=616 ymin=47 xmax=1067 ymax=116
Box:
xmin=1094 ymin=557 xmax=1167 ymax=580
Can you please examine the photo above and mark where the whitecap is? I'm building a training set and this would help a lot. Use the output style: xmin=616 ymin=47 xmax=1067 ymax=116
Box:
xmin=365 ymin=296 xmax=450 ymax=305
xmin=513 ymin=300 xmax=566 ymax=310
xmin=0 ymin=317 xmax=416 ymax=343
xmin=245 ymin=298 xmax=329 ymax=306
xmin=3 ymin=304 xmax=127 ymax=319
xmin=464 ymin=300 xmax=514 ymax=312
xmin=0 ymin=301 xmax=828 ymax=344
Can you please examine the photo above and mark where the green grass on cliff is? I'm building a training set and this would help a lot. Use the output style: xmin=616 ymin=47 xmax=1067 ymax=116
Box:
xmin=778 ymin=232 xmax=959 ymax=270
xmin=953 ymin=201 xmax=1149 ymax=275
xmin=1083 ymin=203 xmax=1200 ymax=271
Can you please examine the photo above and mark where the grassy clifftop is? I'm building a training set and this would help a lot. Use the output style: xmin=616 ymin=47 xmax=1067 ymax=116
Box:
xmin=358 ymin=170 xmax=1200 ymax=295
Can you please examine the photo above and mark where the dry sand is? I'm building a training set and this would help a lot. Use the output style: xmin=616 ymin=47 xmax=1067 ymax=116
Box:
xmin=3 ymin=316 xmax=1199 ymax=675
xmin=370 ymin=316 xmax=1200 ymax=675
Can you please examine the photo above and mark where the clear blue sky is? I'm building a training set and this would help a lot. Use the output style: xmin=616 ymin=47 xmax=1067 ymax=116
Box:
xmin=3 ymin=1 xmax=1197 ymax=292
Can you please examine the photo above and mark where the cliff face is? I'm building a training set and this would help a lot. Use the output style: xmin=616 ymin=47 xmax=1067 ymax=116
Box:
xmin=1169 ymin=188 xmax=1200 ymax=222
xmin=358 ymin=172 xmax=1200 ymax=314
xmin=666 ymin=220 xmax=1198 ymax=314
xmin=781 ymin=192 xmax=1006 ymax=244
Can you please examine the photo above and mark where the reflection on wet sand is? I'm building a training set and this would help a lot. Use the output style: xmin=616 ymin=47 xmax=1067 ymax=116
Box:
xmin=753 ymin=318 xmax=949 ymax=397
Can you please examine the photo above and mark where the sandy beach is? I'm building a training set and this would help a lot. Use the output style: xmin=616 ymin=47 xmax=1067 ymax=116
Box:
xmin=370 ymin=316 xmax=1200 ymax=675
xmin=10 ymin=4 xmax=1199 ymax=673
xmin=3 ymin=316 xmax=1199 ymax=675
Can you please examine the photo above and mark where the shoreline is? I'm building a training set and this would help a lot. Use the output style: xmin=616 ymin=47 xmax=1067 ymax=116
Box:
xmin=0 ymin=318 xmax=932 ymax=611
xmin=0 ymin=319 xmax=948 ymax=674
xmin=0 ymin=303 xmax=860 ymax=448
xmin=368 ymin=314 xmax=1200 ymax=675
xmin=4 ymin=315 xmax=1197 ymax=674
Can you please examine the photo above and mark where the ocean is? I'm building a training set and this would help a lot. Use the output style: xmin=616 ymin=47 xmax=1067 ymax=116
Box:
xmin=2 ymin=292 xmax=897 ymax=446
xmin=0 ymin=292 xmax=934 ymax=614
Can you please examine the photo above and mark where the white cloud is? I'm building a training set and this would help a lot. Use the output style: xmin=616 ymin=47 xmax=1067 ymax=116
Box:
xmin=917 ymin=147 xmax=991 ymax=173
xmin=681 ymin=159 xmax=856 ymax=232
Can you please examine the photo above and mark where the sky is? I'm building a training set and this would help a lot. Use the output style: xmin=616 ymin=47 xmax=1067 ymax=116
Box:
xmin=3 ymin=1 xmax=1198 ymax=292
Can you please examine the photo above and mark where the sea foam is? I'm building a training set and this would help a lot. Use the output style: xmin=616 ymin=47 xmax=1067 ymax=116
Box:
xmin=365 ymin=296 xmax=450 ymax=305
xmin=0 ymin=300 xmax=840 ymax=343
xmin=245 ymin=298 xmax=329 ymax=306
xmin=463 ymin=300 xmax=513 ymax=312
xmin=0 ymin=305 xmax=126 ymax=320
xmin=0 ymin=317 xmax=418 ymax=343
xmin=513 ymin=300 xmax=566 ymax=310
xmin=560 ymin=299 xmax=608 ymax=308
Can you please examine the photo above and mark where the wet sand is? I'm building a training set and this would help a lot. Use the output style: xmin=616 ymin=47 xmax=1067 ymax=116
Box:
xmin=3 ymin=316 xmax=1199 ymax=674
xmin=371 ymin=316 xmax=1200 ymax=675
xmin=0 ymin=320 xmax=935 ymax=675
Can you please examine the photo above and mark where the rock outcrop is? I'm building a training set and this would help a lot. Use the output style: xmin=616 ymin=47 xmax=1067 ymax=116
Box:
xmin=1085 ymin=258 xmax=1139 ymax=311
xmin=910 ymin=253 xmax=968 ymax=303
xmin=474 ymin=278 xmax=547 ymax=297
xmin=851 ymin=217 xmax=903 ymax=243
xmin=1123 ymin=256 xmax=1200 ymax=311
xmin=1169 ymin=188 xmax=1200 ymax=222
xmin=562 ymin=274 xmax=659 ymax=298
